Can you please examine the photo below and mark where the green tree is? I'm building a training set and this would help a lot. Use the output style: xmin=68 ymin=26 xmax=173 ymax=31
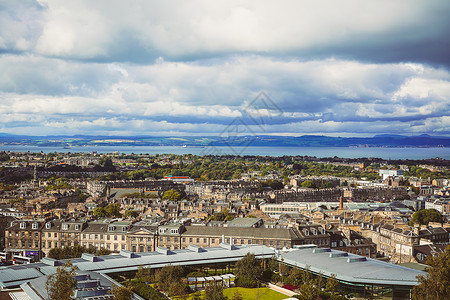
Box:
xmin=105 ymin=203 xmax=122 ymax=218
xmin=125 ymin=210 xmax=139 ymax=218
xmin=135 ymin=266 xmax=153 ymax=283
xmin=162 ymin=189 xmax=182 ymax=201
xmin=204 ymin=283 xmax=227 ymax=300
xmin=155 ymin=265 xmax=184 ymax=296
xmin=412 ymin=245 xmax=450 ymax=300
xmin=235 ymin=253 xmax=261 ymax=281
xmin=110 ymin=285 xmax=132 ymax=300
xmin=301 ymin=180 xmax=316 ymax=188
xmin=46 ymin=262 xmax=78 ymax=300
xmin=325 ymin=274 xmax=339 ymax=294
xmin=409 ymin=209 xmax=443 ymax=226
xmin=94 ymin=207 xmax=107 ymax=218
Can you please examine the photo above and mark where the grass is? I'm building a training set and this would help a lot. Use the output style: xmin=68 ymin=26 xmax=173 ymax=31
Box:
xmin=177 ymin=287 xmax=288 ymax=300
xmin=223 ymin=287 xmax=288 ymax=300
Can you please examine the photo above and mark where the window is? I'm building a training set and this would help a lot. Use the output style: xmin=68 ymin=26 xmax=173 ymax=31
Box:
xmin=211 ymin=238 xmax=215 ymax=244
xmin=20 ymin=222 xmax=26 ymax=229
xmin=62 ymin=224 xmax=68 ymax=230
xmin=203 ymin=238 xmax=207 ymax=243
xmin=122 ymin=235 xmax=125 ymax=241
xmin=95 ymin=234 xmax=98 ymax=240
xmin=189 ymin=238 xmax=192 ymax=242
xmin=196 ymin=238 xmax=199 ymax=243
xmin=107 ymin=235 xmax=110 ymax=240
xmin=54 ymin=233 xmax=58 ymax=238
xmin=114 ymin=235 xmax=117 ymax=241
xmin=48 ymin=232 xmax=51 ymax=238
xmin=75 ymin=225 xmax=80 ymax=230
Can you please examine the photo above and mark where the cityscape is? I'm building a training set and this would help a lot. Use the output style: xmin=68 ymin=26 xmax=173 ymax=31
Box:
xmin=1 ymin=1 xmax=450 ymax=300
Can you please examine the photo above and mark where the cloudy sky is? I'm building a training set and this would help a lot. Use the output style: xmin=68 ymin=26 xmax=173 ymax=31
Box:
xmin=1 ymin=0 xmax=449 ymax=137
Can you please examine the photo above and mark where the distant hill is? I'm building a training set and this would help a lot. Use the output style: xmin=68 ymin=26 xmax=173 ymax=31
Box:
xmin=0 ymin=133 xmax=448 ymax=148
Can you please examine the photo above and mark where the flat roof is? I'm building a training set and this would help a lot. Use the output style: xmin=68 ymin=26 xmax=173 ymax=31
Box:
xmin=0 ymin=244 xmax=275 ymax=288
xmin=279 ymin=245 xmax=425 ymax=287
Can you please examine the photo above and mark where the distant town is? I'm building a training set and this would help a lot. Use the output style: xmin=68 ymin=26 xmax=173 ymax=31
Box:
xmin=0 ymin=151 xmax=449 ymax=299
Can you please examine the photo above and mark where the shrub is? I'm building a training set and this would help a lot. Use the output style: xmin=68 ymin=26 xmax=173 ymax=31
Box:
xmin=129 ymin=281 xmax=165 ymax=300
xmin=262 ymin=269 xmax=274 ymax=281
xmin=235 ymin=276 xmax=258 ymax=288
xmin=282 ymin=283 xmax=299 ymax=291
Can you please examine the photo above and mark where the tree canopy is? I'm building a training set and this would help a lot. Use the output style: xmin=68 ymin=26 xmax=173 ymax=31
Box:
xmin=94 ymin=203 xmax=122 ymax=218
xmin=162 ymin=189 xmax=182 ymax=201
xmin=412 ymin=245 xmax=450 ymax=300
xmin=409 ymin=209 xmax=443 ymax=226
xmin=155 ymin=265 xmax=186 ymax=297
xmin=46 ymin=262 xmax=78 ymax=300
xmin=235 ymin=252 xmax=261 ymax=281
xmin=204 ymin=284 xmax=227 ymax=300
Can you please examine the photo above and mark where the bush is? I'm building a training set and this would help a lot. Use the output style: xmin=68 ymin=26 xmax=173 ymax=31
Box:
xmin=236 ymin=276 xmax=258 ymax=288
xmin=129 ymin=281 xmax=165 ymax=300
xmin=262 ymin=269 xmax=274 ymax=281
xmin=282 ymin=283 xmax=299 ymax=291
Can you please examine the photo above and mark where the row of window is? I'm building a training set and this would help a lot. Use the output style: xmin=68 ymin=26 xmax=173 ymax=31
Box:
xmin=9 ymin=232 xmax=39 ymax=238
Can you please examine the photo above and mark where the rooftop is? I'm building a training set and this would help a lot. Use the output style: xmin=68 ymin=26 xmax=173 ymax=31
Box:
xmin=279 ymin=245 xmax=425 ymax=287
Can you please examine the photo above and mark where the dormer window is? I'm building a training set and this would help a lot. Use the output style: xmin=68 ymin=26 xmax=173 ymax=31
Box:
xmin=46 ymin=222 xmax=51 ymax=229
xmin=75 ymin=224 xmax=80 ymax=230
xmin=62 ymin=224 xmax=69 ymax=230
xmin=32 ymin=223 xmax=38 ymax=229
xmin=122 ymin=227 xmax=127 ymax=232
xmin=304 ymin=229 xmax=309 ymax=236
xmin=20 ymin=222 xmax=26 ymax=229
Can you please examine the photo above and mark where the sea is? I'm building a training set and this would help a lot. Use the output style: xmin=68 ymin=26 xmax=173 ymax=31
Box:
xmin=0 ymin=145 xmax=449 ymax=160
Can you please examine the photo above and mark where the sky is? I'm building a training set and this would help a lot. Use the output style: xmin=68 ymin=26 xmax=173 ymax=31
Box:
xmin=0 ymin=0 xmax=450 ymax=137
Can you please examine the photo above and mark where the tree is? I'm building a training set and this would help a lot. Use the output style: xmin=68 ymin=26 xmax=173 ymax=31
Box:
xmin=162 ymin=189 xmax=183 ymax=201
xmin=94 ymin=207 xmax=107 ymax=217
xmin=412 ymin=245 xmax=450 ymax=300
xmin=110 ymin=285 xmax=132 ymax=300
xmin=105 ymin=203 xmax=122 ymax=218
xmin=204 ymin=283 xmax=227 ymax=300
xmin=325 ymin=274 xmax=339 ymax=294
xmin=235 ymin=253 xmax=261 ymax=281
xmin=125 ymin=210 xmax=139 ymax=218
xmin=155 ymin=265 xmax=185 ymax=296
xmin=301 ymin=180 xmax=315 ymax=188
xmin=409 ymin=209 xmax=443 ymax=226
xmin=46 ymin=262 xmax=78 ymax=300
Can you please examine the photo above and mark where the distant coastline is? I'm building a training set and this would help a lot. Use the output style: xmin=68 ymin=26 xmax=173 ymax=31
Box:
xmin=0 ymin=145 xmax=449 ymax=160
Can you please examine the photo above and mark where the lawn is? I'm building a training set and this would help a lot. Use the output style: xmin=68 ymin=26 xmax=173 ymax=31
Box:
xmin=223 ymin=287 xmax=288 ymax=300
xmin=180 ymin=287 xmax=288 ymax=300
